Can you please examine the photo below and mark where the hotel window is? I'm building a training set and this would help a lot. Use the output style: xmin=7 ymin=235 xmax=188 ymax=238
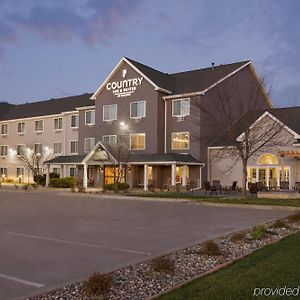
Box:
xmin=35 ymin=120 xmax=44 ymax=132
xmin=53 ymin=167 xmax=60 ymax=175
xmin=71 ymin=115 xmax=79 ymax=128
xmin=130 ymin=133 xmax=145 ymax=150
xmin=1 ymin=124 xmax=8 ymax=135
xmin=84 ymin=138 xmax=95 ymax=153
xmin=17 ymin=122 xmax=25 ymax=134
xmin=102 ymin=135 xmax=117 ymax=144
xmin=172 ymin=132 xmax=190 ymax=150
xmin=54 ymin=117 xmax=63 ymax=130
xmin=17 ymin=144 xmax=26 ymax=156
xmin=85 ymin=110 xmax=95 ymax=125
xmin=0 ymin=167 xmax=8 ymax=177
xmin=16 ymin=167 xmax=24 ymax=178
xmin=34 ymin=143 xmax=43 ymax=155
xmin=69 ymin=167 xmax=76 ymax=177
xmin=0 ymin=145 xmax=8 ymax=157
xmin=70 ymin=141 xmax=78 ymax=154
xmin=53 ymin=142 xmax=62 ymax=155
xmin=130 ymin=101 xmax=145 ymax=118
xmin=172 ymin=98 xmax=190 ymax=117
xmin=103 ymin=104 xmax=117 ymax=122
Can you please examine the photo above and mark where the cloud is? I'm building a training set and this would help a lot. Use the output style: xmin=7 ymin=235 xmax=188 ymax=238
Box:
xmin=0 ymin=19 xmax=18 ymax=59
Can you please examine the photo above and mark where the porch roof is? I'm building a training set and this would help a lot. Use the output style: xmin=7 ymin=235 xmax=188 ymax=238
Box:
xmin=128 ymin=153 xmax=204 ymax=165
xmin=45 ymin=155 xmax=87 ymax=165
xmin=279 ymin=150 xmax=300 ymax=158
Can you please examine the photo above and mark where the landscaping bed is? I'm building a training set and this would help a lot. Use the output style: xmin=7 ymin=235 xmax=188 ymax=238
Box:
xmin=26 ymin=214 xmax=300 ymax=300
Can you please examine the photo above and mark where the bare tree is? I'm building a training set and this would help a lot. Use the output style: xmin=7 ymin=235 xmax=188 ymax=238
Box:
xmin=103 ymin=141 xmax=131 ymax=188
xmin=198 ymin=77 xmax=286 ymax=197
xmin=18 ymin=145 xmax=51 ymax=185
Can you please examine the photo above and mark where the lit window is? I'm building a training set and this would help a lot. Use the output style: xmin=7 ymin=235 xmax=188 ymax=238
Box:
xmin=172 ymin=98 xmax=190 ymax=117
xmin=0 ymin=167 xmax=8 ymax=177
xmin=103 ymin=104 xmax=117 ymax=121
xmin=85 ymin=110 xmax=95 ymax=125
xmin=130 ymin=133 xmax=145 ymax=150
xmin=17 ymin=167 xmax=24 ymax=178
xmin=1 ymin=124 xmax=8 ymax=135
xmin=17 ymin=144 xmax=26 ymax=156
xmin=71 ymin=115 xmax=79 ymax=128
xmin=70 ymin=141 xmax=78 ymax=154
xmin=130 ymin=101 xmax=145 ymax=118
xmin=0 ymin=145 xmax=8 ymax=156
xmin=54 ymin=118 xmax=63 ymax=130
xmin=257 ymin=154 xmax=278 ymax=165
xmin=172 ymin=132 xmax=189 ymax=150
xmin=17 ymin=122 xmax=25 ymax=134
xmin=102 ymin=135 xmax=117 ymax=144
xmin=53 ymin=142 xmax=62 ymax=155
xmin=35 ymin=120 xmax=44 ymax=132
xmin=34 ymin=143 xmax=43 ymax=154
xmin=84 ymin=138 xmax=95 ymax=153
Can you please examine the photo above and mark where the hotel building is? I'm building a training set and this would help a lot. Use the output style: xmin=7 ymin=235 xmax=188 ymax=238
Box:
xmin=0 ymin=57 xmax=271 ymax=190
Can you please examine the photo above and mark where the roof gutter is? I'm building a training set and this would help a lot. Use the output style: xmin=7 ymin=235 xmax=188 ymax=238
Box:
xmin=163 ymin=91 xmax=204 ymax=100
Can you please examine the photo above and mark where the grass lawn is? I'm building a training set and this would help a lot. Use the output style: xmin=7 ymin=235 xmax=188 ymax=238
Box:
xmin=127 ymin=192 xmax=300 ymax=207
xmin=158 ymin=232 xmax=300 ymax=300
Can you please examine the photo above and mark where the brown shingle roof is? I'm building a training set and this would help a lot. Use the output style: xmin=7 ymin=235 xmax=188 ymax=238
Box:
xmin=0 ymin=93 xmax=94 ymax=121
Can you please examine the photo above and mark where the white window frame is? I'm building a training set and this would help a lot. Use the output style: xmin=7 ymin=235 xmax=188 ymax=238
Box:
xmin=85 ymin=110 xmax=95 ymax=126
xmin=54 ymin=117 xmax=63 ymax=130
xmin=52 ymin=167 xmax=61 ymax=175
xmin=0 ymin=167 xmax=8 ymax=177
xmin=71 ymin=114 xmax=79 ymax=128
xmin=17 ymin=144 xmax=26 ymax=156
xmin=102 ymin=135 xmax=117 ymax=144
xmin=172 ymin=98 xmax=190 ymax=117
xmin=53 ymin=142 xmax=63 ymax=155
xmin=130 ymin=101 xmax=146 ymax=119
xmin=1 ymin=123 xmax=8 ymax=135
xmin=171 ymin=132 xmax=190 ymax=150
xmin=84 ymin=138 xmax=95 ymax=153
xmin=34 ymin=143 xmax=43 ymax=155
xmin=35 ymin=120 xmax=44 ymax=132
xmin=17 ymin=122 xmax=25 ymax=134
xmin=130 ymin=133 xmax=146 ymax=151
xmin=103 ymin=104 xmax=117 ymax=122
xmin=69 ymin=166 xmax=77 ymax=177
xmin=0 ymin=145 xmax=8 ymax=157
xmin=70 ymin=140 xmax=78 ymax=154
xmin=16 ymin=167 xmax=25 ymax=178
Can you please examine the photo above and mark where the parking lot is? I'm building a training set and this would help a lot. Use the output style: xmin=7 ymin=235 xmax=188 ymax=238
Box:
xmin=0 ymin=189 xmax=293 ymax=300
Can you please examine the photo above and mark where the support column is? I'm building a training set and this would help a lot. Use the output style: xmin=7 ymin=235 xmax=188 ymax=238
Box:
xmin=266 ymin=167 xmax=269 ymax=189
xmin=294 ymin=158 xmax=298 ymax=184
xmin=144 ymin=164 xmax=148 ymax=191
xmin=182 ymin=165 xmax=187 ymax=186
xmin=280 ymin=156 xmax=285 ymax=181
xmin=46 ymin=165 xmax=50 ymax=187
xmin=83 ymin=163 xmax=88 ymax=189
xmin=171 ymin=163 xmax=176 ymax=186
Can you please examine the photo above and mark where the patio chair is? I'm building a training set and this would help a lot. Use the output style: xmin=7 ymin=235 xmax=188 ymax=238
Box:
xmin=230 ymin=181 xmax=237 ymax=194
xmin=249 ymin=182 xmax=258 ymax=197
xmin=294 ymin=182 xmax=300 ymax=192
xmin=204 ymin=181 xmax=211 ymax=194
xmin=280 ymin=181 xmax=289 ymax=190
xmin=212 ymin=180 xmax=222 ymax=194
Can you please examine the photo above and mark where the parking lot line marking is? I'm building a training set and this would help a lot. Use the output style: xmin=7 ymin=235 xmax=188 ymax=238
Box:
xmin=0 ymin=273 xmax=44 ymax=288
xmin=5 ymin=231 xmax=151 ymax=256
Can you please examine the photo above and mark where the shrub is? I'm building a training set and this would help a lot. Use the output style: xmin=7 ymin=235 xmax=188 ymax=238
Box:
xmin=83 ymin=272 xmax=112 ymax=297
xmin=230 ymin=231 xmax=246 ymax=243
xmin=34 ymin=174 xmax=46 ymax=186
xmin=23 ymin=184 xmax=29 ymax=190
xmin=272 ymin=219 xmax=289 ymax=229
xmin=151 ymin=256 xmax=175 ymax=274
xmin=288 ymin=212 xmax=300 ymax=223
xmin=103 ymin=182 xmax=129 ymax=192
xmin=251 ymin=225 xmax=266 ymax=240
xmin=200 ymin=240 xmax=221 ymax=256
xmin=50 ymin=177 xmax=76 ymax=188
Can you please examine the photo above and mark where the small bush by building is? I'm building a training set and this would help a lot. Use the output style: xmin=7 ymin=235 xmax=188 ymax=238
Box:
xmin=151 ymin=256 xmax=175 ymax=274
xmin=272 ymin=219 xmax=289 ymax=229
xmin=230 ymin=231 xmax=246 ymax=243
xmin=251 ymin=225 xmax=266 ymax=240
xmin=200 ymin=240 xmax=221 ymax=256
xmin=83 ymin=272 xmax=112 ymax=298
xmin=50 ymin=177 xmax=76 ymax=188
xmin=103 ymin=182 xmax=129 ymax=192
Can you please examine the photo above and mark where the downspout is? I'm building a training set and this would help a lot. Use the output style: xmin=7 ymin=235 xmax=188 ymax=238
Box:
xmin=207 ymin=147 xmax=211 ymax=183
xmin=163 ymin=98 xmax=167 ymax=153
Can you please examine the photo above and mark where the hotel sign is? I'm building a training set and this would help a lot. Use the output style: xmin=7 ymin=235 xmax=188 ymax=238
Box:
xmin=106 ymin=69 xmax=143 ymax=98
